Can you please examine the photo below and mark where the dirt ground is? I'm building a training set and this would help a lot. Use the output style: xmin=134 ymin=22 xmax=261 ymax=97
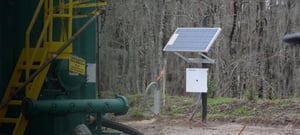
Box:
xmin=121 ymin=116 xmax=300 ymax=135
xmin=114 ymin=98 xmax=300 ymax=135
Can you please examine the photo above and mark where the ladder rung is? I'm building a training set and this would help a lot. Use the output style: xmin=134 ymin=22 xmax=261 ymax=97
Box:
xmin=19 ymin=65 xmax=41 ymax=70
xmin=0 ymin=117 xmax=18 ymax=123
xmin=53 ymin=14 xmax=71 ymax=17
xmin=10 ymin=82 xmax=23 ymax=87
xmin=8 ymin=100 xmax=22 ymax=105
xmin=9 ymin=82 xmax=32 ymax=88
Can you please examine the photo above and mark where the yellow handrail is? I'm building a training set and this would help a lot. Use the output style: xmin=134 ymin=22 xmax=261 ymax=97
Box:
xmin=49 ymin=0 xmax=53 ymax=45
xmin=25 ymin=0 xmax=45 ymax=47
xmin=68 ymin=0 xmax=73 ymax=39
xmin=29 ymin=15 xmax=51 ymax=68
xmin=25 ymin=0 xmax=45 ymax=79
xmin=63 ymin=1 xmax=106 ymax=9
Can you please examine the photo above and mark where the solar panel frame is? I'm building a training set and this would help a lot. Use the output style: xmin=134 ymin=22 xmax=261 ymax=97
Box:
xmin=163 ymin=27 xmax=221 ymax=52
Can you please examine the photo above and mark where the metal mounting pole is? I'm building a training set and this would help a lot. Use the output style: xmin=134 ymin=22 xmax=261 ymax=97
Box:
xmin=200 ymin=53 xmax=208 ymax=123
xmin=201 ymin=16 xmax=209 ymax=123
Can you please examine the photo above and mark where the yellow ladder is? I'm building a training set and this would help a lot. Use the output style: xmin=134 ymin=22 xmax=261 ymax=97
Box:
xmin=0 ymin=0 xmax=106 ymax=134
xmin=0 ymin=48 xmax=50 ymax=135
xmin=0 ymin=0 xmax=73 ymax=134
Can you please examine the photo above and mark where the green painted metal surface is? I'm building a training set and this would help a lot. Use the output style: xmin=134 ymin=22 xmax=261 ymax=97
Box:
xmin=1 ymin=1 xmax=134 ymax=135
xmin=0 ymin=1 xmax=40 ymax=134
xmin=56 ymin=60 xmax=86 ymax=92
xmin=0 ymin=0 xmax=37 ymax=99
xmin=73 ymin=16 xmax=97 ymax=99
xmin=22 ymin=96 xmax=129 ymax=118
xmin=25 ymin=6 xmax=99 ymax=135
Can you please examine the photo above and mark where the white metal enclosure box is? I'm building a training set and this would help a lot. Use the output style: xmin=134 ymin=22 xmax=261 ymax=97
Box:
xmin=186 ymin=68 xmax=208 ymax=93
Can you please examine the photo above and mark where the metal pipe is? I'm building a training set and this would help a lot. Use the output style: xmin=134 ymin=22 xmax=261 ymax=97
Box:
xmin=0 ymin=11 xmax=101 ymax=109
xmin=144 ymin=82 xmax=160 ymax=115
xmin=22 ymin=96 xmax=129 ymax=119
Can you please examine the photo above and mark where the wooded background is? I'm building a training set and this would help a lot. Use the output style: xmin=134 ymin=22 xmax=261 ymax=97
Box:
xmin=97 ymin=0 xmax=300 ymax=99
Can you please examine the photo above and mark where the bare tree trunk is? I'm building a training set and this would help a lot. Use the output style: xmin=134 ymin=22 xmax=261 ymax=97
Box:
xmin=97 ymin=0 xmax=300 ymax=98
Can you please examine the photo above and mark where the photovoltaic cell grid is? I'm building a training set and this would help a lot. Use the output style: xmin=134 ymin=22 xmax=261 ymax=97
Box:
xmin=163 ymin=27 xmax=221 ymax=52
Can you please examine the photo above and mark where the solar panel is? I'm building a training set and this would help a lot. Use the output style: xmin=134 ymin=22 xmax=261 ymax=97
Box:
xmin=163 ymin=27 xmax=221 ymax=52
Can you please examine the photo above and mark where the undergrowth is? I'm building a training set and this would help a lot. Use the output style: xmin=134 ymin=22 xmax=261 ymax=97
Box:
xmin=125 ymin=94 xmax=300 ymax=125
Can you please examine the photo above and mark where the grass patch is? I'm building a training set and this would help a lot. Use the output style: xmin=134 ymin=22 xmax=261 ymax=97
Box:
xmin=161 ymin=105 xmax=185 ymax=116
xmin=126 ymin=95 xmax=237 ymax=117
xmin=291 ymin=113 xmax=300 ymax=119
xmin=208 ymin=112 xmax=227 ymax=119
xmin=209 ymin=107 xmax=254 ymax=120
xmin=128 ymin=108 xmax=145 ymax=118
xmin=126 ymin=94 xmax=144 ymax=107
xmin=125 ymin=94 xmax=300 ymax=125
xmin=244 ymin=88 xmax=257 ymax=101
xmin=230 ymin=108 xmax=250 ymax=116
xmin=257 ymin=98 xmax=294 ymax=104
xmin=161 ymin=96 xmax=195 ymax=116
xmin=208 ymin=97 xmax=235 ymax=106
xmin=257 ymin=99 xmax=294 ymax=111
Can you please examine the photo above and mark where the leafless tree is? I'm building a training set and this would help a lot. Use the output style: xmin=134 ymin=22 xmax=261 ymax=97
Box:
xmin=98 ymin=0 xmax=300 ymax=99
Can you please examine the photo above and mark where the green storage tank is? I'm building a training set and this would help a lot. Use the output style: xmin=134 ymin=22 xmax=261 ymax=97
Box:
xmin=0 ymin=0 xmax=143 ymax=135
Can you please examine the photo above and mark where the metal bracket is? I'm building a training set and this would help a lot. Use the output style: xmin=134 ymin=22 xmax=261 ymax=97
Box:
xmin=173 ymin=52 xmax=215 ymax=64
xmin=199 ymin=52 xmax=215 ymax=64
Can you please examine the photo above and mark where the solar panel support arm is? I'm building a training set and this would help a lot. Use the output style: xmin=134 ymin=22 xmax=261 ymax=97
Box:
xmin=173 ymin=52 xmax=215 ymax=64
xmin=173 ymin=52 xmax=189 ymax=62
xmin=187 ymin=58 xmax=215 ymax=64
xmin=199 ymin=52 xmax=215 ymax=64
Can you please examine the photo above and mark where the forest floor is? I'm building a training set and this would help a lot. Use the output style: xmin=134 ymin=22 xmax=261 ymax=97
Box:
xmin=109 ymin=95 xmax=300 ymax=135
